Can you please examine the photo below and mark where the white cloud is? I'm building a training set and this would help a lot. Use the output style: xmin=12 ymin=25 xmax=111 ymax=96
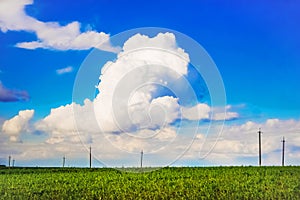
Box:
xmin=0 ymin=0 xmax=119 ymax=52
xmin=56 ymin=66 xmax=73 ymax=75
xmin=149 ymin=96 xmax=180 ymax=126
xmin=35 ymin=99 xmax=95 ymax=144
xmin=92 ymin=32 xmax=190 ymax=133
xmin=2 ymin=109 xmax=34 ymax=142
xmin=35 ymin=104 xmax=77 ymax=134
xmin=182 ymin=103 xmax=210 ymax=120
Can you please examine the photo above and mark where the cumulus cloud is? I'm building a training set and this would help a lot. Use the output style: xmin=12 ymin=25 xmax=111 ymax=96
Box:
xmin=2 ymin=109 xmax=34 ymax=142
xmin=35 ymin=99 xmax=95 ymax=144
xmin=56 ymin=66 xmax=73 ymax=75
xmin=92 ymin=32 xmax=190 ymax=134
xmin=182 ymin=104 xmax=210 ymax=120
xmin=0 ymin=82 xmax=29 ymax=102
xmin=0 ymin=0 xmax=119 ymax=52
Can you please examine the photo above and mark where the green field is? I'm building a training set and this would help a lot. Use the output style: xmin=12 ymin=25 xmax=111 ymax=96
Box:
xmin=0 ymin=166 xmax=299 ymax=199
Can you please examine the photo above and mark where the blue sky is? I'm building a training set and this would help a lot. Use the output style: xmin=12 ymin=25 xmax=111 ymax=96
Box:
xmin=0 ymin=0 xmax=300 ymax=167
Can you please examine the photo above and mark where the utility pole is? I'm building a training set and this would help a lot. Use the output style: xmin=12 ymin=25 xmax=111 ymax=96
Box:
xmin=258 ymin=128 xmax=262 ymax=166
xmin=89 ymin=146 xmax=92 ymax=169
xmin=140 ymin=150 xmax=143 ymax=171
xmin=281 ymin=137 xmax=285 ymax=166
xmin=62 ymin=156 xmax=66 ymax=168
xmin=8 ymin=155 xmax=11 ymax=168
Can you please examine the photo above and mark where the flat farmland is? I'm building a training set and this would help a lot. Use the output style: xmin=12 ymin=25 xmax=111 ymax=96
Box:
xmin=0 ymin=166 xmax=299 ymax=199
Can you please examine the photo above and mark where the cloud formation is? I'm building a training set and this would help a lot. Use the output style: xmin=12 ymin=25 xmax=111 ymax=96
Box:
xmin=0 ymin=0 xmax=119 ymax=52
xmin=0 ymin=82 xmax=29 ymax=102
xmin=2 ymin=109 xmax=34 ymax=142
xmin=35 ymin=99 xmax=95 ymax=145
xmin=91 ymin=32 xmax=190 ymax=135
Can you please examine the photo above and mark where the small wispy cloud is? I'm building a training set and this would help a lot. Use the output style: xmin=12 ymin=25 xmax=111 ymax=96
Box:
xmin=56 ymin=66 xmax=73 ymax=75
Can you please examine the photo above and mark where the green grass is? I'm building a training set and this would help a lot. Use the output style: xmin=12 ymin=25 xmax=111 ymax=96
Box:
xmin=0 ymin=166 xmax=299 ymax=199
